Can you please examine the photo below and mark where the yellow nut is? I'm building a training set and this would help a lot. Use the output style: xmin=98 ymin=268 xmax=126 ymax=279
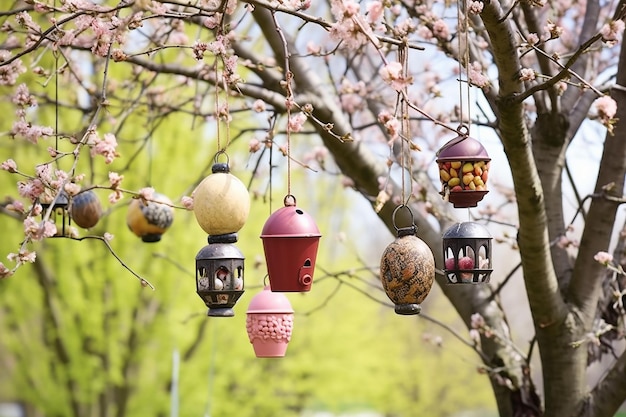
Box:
xmin=462 ymin=173 xmax=474 ymax=185
xmin=451 ymin=161 xmax=462 ymax=169
xmin=449 ymin=167 xmax=459 ymax=178
xmin=448 ymin=177 xmax=461 ymax=187
xmin=440 ymin=169 xmax=451 ymax=182
xmin=462 ymin=162 xmax=474 ymax=174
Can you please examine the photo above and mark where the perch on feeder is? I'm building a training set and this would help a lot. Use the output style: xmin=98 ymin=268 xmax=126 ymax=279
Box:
xmin=436 ymin=126 xmax=491 ymax=208
xmin=70 ymin=189 xmax=102 ymax=229
xmin=40 ymin=190 xmax=70 ymax=237
xmin=246 ymin=285 xmax=294 ymax=358
xmin=260 ymin=195 xmax=321 ymax=292
xmin=127 ymin=192 xmax=174 ymax=242
xmin=380 ymin=206 xmax=435 ymax=315
xmin=195 ymin=233 xmax=245 ymax=317
xmin=443 ymin=222 xmax=492 ymax=284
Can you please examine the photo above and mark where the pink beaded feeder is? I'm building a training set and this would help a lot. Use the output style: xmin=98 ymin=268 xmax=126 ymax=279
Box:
xmin=436 ymin=126 xmax=490 ymax=208
xmin=246 ymin=285 xmax=294 ymax=358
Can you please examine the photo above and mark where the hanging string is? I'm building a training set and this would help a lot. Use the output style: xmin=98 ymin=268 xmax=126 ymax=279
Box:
xmin=285 ymin=71 xmax=293 ymax=198
xmin=457 ymin=0 xmax=472 ymax=130
xmin=399 ymin=43 xmax=413 ymax=206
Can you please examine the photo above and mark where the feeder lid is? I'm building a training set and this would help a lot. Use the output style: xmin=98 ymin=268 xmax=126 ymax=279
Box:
xmin=195 ymin=242 xmax=244 ymax=260
xmin=261 ymin=196 xmax=321 ymax=238
xmin=443 ymin=222 xmax=491 ymax=239
xmin=247 ymin=286 xmax=294 ymax=314
xmin=41 ymin=190 xmax=70 ymax=209
xmin=436 ymin=135 xmax=490 ymax=161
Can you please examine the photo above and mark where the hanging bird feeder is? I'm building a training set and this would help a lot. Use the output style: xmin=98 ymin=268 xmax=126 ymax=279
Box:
xmin=193 ymin=154 xmax=250 ymax=237
xmin=70 ymin=189 xmax=102 ymax=229
xmin=40 ymin=189 xmax=70 ymax=237
xmin=195 ymin=233 xmax=245 ymax=317
xmin=260 ymin=195 xmax=321 ymax=292
xmin=443 ymin=222 xmax=492 ymax=284
xmin=436 ymin=126 xmax=490 ymax=208
xmin=246 ymin=285 xmax=294 ymax=358
xmin=380 ymin=205 xmax=435 ymax=315
xmin=127 ymin=192 xmax=174 ymax=242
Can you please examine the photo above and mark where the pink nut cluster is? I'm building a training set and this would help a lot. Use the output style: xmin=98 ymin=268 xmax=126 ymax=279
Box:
xmin=246 ymin=313 xmax=293 ymax=342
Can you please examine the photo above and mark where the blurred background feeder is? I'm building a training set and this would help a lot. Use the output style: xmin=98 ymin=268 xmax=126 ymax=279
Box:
xmin=260 ymin=195 xmax=321 ymax=292
xmin=246 ymin=285 xmax=294 ymax=358
xmin=193 ymin=160 xmax=250 ymax=236
xmin=443 ymin=222 xmax=492 ymax=284
xmin=70 ymin=189 xmax=102 ymax=229
xmin=40 ymin=190 xmax=69 ymax=237
xmin=195 ymin=233 xmax=245 ymax=317
xmin=380 ymin=206 xmax=435 ymax=315
xmin=436 ymin=127 xmax=491 ymax=208
xmin=126 ymin=192 xmax=174 ymax=242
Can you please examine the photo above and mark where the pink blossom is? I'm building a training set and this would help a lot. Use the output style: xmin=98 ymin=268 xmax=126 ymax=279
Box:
xmin=108 ymin=172 xmax=123 ymax=188
xmin=432 ymin=19 xmax=450 ymax=40
xmin=8 ymin=249 xmax=36 ymax=264
xmin=91 ymin=133 xmax=119 ymax=164
xmin=379 ymin=61 xmax=412 ymax=91
xmin=600 ymin=20 xmax=625 ymax=45
xmin=0 ymin=50 xmax=26 ymax=85
xmin=467 ymin=0 xmax=483 ymax=14
xmin=138 ymin=187 xmax=155 ymax=200
xmin=249 ymin=138 xmax=262 ymax=153
xmin=468 ymin=61 xmax=490 ymax=88
xmin=306 ymin=41 xmax=321 ymax=55
xmin=17 ymin=179 xmax=45 ymax=201
xmin=366 ymin=1 xmax=384 ymax=23
xmin=252 ymin=99 xmax=266 ymax=112
xmin=543 ymin=21 xmax=563 ymax=40
xmin=108 ymin=190 xmax=123 ymax=204
xmin=0 ymin=262 xmax=13 ymax=279
xmin=470 ymin=313 xmax=485 ymax=329
xmin=594 ymin=251 xmax=613 ymax=265
xmin=1 ymin=159 xmax=17 ymax=172
xmin=288 ymin=112 xmax=307 ymax=132
xmin=519 ymin=67 xmax=536 ymax=81
xmin=7 ymin=200 xmax=25 ymax=213
xmin=331 ymin=0 xmax=360 ymax=20
xmin=64 ymin=183 xmax=81 ymax=196
xmin=594 ymin=95 xmax=617 ymax=121
xmin=527 ymin=33 xmax=540 ymax=46
xmin=11 ymin=120 xmax=54 ymax=144
xmin=181 ymin=196 xmax=194 ymax=210
xmin=12 ymin=83 xmax=36 ymax=107
xmin=103 ymin=232 xmax=114 ymax=241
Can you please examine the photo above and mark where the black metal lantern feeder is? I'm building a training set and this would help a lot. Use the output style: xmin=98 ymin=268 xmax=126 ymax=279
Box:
xmin=443 ymin=222 xmax=492 ymax=284
xmin=436 ymin=126 xmax=491 ymax=208
xmin=40 ymin=190 xmax=70 ymax=237
xmin=195 ymin=232 xmax=245 ymax=317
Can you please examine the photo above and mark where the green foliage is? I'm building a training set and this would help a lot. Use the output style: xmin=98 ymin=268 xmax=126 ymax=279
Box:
xmin=0 ymin=67 xmax=495 ymax=417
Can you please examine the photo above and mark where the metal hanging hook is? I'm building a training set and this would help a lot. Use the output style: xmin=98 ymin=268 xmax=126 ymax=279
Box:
xmin=392 ymin=204 xmax=417 ymax=236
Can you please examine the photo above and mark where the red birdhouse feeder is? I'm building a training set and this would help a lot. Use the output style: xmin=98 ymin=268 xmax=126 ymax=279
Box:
xmin=246 ymin=286 xmax=294 ymax=358
xmin=260 ymin=195 xmax=321 ymax=292
xmin=436 ymin=127 xmax=490 ymax=208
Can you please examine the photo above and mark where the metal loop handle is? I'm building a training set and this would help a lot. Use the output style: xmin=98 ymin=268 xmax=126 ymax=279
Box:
xmin=283 ymin=194 xmax=297 ymax=207
xmin=392 ymin=204 xmax=416 ymax=234
xmin=213 ymin=149 xmax=230 ymax=164
xmin=435 ymin=124 xmax=470 ymax=157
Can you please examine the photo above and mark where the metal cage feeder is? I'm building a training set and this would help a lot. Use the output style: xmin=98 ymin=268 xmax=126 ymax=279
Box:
xmin=443 ymin=222 xmax=492 ymax=284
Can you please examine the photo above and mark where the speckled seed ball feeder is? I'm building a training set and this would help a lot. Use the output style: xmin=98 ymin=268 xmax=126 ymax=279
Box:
xmin=70 ymin=189 xmax=102 ymax=229
xmin=261 ymin=195 xmax=321 ymax=292
xmin=380 ymin=206 xmax=435 ymax=315
xmin=193 ymin=161 xmax=251 ymax=236
xmin=246 ymin=286 xmax=294 ymax=357
xmin=126 ymin=192 xmax=174 ymax=242
xmin=436 ymin=126 xmax=491 ymax=208
xmin=443 ymin=222 xmax=492 ymax=284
